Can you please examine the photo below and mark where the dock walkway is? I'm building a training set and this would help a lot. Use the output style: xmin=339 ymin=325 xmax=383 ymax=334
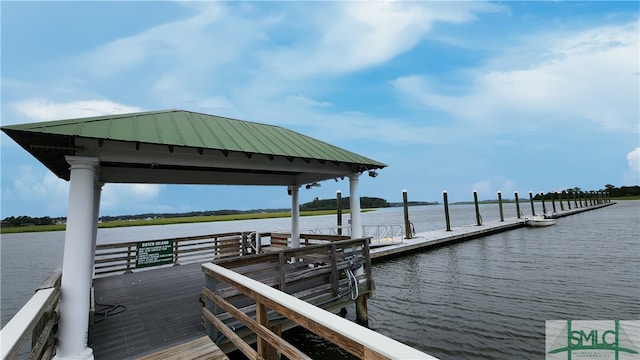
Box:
xmin=371 ymin=202 xmax=615 ymax=261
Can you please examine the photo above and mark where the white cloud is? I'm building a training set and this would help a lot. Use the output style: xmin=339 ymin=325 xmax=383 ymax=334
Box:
xmin=498 ymin=179 xmax=517 ymax=197
xmin=627 ymin=147 xmax=640 ymax=173
xmin=100 ymin=184 xmax=164 ymax=212
xmin=287 ymin=94 xmax=332 ymax=107
xmin=11 ymin=166 xmax=69 ymax=214
xmin=12 ymin=99 xmax=143 ymax=122
xmin=263 ymin=2 xmax=502 ymax=79
xmin=392 ymin=21 xmax=640 ymax=133
xmin=472 ymin=180 xmax=492 ymax=199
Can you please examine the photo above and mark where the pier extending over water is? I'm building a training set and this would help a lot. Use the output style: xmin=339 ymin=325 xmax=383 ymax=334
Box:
xmin=371 ymin=201 xmax=615 ymax=261
xmin=1 ymin=195 xmax=616 ymax=360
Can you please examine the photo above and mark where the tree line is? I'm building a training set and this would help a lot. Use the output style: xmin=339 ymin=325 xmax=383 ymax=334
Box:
xmin=1 ymin=216 xmax=64 ymax=227
xmin=532 ymin=184 xmax=639 ymax=200
xmin=2 ymin=184 xmax=636 ymax=227
xmin=300 ymin=196 xmax=390 ymax=211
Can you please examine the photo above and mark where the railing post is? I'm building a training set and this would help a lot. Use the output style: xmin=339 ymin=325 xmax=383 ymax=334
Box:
xmin=515 ymin=191 xmax=521 ymax=219
xmin=278 ymin=252 xmax=286 ymax=292
xmin=204 ymin=271 xmax=218 ymax=341
xmin=330 ymin=244 xmax=338 ymax=296
xmin=443 ymin=191 xmax=451 ymax=231
xmin=257 ymin=302 xmax=279 ymax=360
xmin=241 ymin=232 xmax=247 ymax=256
xmin=173 ymin=240 xmax=180 ymax=266
xmin=497 ymin=191 xmax=504 ymax=222
xmin=126 ymin=245 xmax=133 ymax=273
xmin=473 ymin=190 xmax=481 ymax=226
xmin=402 ymin=190 xmax=412 ymax=239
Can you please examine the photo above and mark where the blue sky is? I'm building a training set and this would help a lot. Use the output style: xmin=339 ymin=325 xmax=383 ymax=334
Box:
xmin=1 ymin=1 xmax=638 ymax=218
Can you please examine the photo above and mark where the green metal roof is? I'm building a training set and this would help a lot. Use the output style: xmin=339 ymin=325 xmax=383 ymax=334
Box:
xmin=2 ymin=110 xmax=386 ymax=185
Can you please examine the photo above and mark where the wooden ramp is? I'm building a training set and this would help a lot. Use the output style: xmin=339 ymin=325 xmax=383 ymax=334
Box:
xmin=136 ymin=336 xmax=228 ymax=360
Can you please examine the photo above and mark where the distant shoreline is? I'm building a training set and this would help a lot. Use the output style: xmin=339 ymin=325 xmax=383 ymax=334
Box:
xmin=0 ymin=209 xmax=357 ymax=234
xmin=3 ymin=198 xmax=635 ymax=234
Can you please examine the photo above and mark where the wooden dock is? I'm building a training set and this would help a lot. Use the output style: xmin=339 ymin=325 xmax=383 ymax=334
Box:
xmin=91 ymin=263 xmax=208 ymax=360
xmin=86 ymin=202 xmax=616 ymax=359
xmin=371 ymin=202 xmax=615 ymax=261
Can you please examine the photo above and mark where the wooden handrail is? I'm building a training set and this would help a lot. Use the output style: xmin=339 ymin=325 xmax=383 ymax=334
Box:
xmin=202 ymin=262 xmax=438 ymax=360
xmin=94 ymin=232 xmax=256 ymax=276
xmin=1 ymin=268 xmax=61 ymax=360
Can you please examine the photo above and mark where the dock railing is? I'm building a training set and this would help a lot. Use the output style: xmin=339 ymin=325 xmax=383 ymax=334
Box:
xmin=264 ymin=224 xmax=405 ymax=249
xmin=201 ymin=260 xmax=438 ymax=359
xmin=204 ymin=238 xmax=376 ymax=354
xmin=94 ymin=231 xmax=256 ymax=277
xmin=1 ymin=267 xmax=61 ymax=360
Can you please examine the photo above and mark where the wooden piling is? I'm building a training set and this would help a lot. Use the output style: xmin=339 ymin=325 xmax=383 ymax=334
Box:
xmin=529 ymin=191 xmax=536 ymax=216
xmin=474 ymin=191 xmax=482 ymax=226
xmin=355 ymin=294 xmax=368 ymax=327
xmin=559 ymin=192 xmax=565 ymax=211
xmin=567 ymin=191 xmax=572 ymax=210
xmin=541 ymin=192 xmax=547 ymax=214
xmin=402 ymin=190 xmax=412 ymax=239
xmin=515 ymin=191 xmax=521 ymax=219
xmin=443 ymin=191 xmax=451 ymax=231
xmin=497 ymin=191 xmax=504 ymax=222
xmin=552 ymin=192 xmax=557 ymax=213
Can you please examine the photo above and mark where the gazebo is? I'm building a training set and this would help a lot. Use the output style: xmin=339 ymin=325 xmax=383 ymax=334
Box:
xmin=1 ymin=109 xmax=386 ymax=360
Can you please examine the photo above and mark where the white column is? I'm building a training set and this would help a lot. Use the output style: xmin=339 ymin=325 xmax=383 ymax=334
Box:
xmin=349 ymin=174 xmax=362 ymax=239
xmin=54 ymin=156 xmax=99 ymax=360
xmin=90 ymin=183 xmax=103 ymax=278
xmin=290 ymin=185 xmax=300 ymax=248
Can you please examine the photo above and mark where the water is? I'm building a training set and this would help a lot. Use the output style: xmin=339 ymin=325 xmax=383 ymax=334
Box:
xmin=2 ymin=201 xmax=639 ymax=359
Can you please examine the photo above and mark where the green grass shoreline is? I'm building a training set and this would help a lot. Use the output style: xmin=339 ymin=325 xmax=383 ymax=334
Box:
xmin=2 ymin=197 xmax=635 ymax=234
xmin=0 ymin=209 xmax=351 ymax=234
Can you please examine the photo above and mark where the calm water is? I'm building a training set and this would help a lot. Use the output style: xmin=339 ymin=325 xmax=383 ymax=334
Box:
xmin=2 ymin=201 xmax=639 ymax=359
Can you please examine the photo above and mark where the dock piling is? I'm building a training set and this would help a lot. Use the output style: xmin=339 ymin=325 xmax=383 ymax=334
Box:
xmin=559 ymin=192 xmax=565 ymax=211
xmin=541 ymin=192 xmax=547 ymax=215
xmin=497 ymin=191 xmax=504 ymax=222
xmin=473 ymin=191 xmax=482 ymax=226
xmin=552 ymin=192 xmax=557 ymax=213
xmin=443 ymin=191 xmax=451 ymax=231
xmin=529 ymin=191 xmax=536 ymax=216
xmin=515 ymin=191 xmax=521 ymax=218
xmin=355 ymin=294 xmax=369 ymax=327
xmin=402 ymin=190 xmax=412 ymax=239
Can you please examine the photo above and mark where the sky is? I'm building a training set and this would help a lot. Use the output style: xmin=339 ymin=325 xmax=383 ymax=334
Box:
xmin=1 ymin=1 xmax=638 ymax=218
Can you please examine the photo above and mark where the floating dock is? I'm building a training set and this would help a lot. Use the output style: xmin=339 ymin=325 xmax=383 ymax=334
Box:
xmin=371 ymin=202 xmax=615 ymax=261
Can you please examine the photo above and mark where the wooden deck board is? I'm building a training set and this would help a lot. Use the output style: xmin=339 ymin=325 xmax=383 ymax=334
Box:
xmin=91 ymin=263 xmax=208 ymax=360
xmin=135 ymin=336 xmax=228 ymax=360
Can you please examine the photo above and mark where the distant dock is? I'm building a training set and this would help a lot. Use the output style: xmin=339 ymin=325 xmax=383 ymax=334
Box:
xmin=371 ymin=202 xmax=615 ymax=261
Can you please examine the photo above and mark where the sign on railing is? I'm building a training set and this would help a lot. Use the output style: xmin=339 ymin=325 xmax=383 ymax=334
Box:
xmin=135 ymin=240 xmax=174 ymax=268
